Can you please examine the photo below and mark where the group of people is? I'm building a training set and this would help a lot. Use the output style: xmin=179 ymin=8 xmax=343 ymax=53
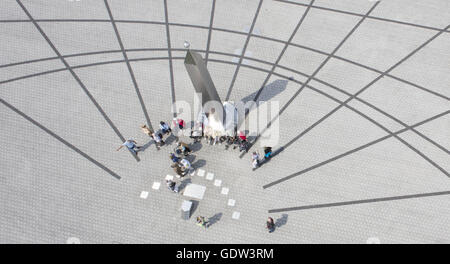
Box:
xmin=251 ymin=146 xmax=273 ymax=170
xmin=116 ymin=116 xmax=279 ymax=231
xmin=116 ymin=118 xmax=186 ymax=155
xmin=169 ymin=146 xmax=192 ymax=178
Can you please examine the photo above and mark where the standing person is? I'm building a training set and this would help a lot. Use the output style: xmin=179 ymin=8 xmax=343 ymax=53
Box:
xmin=169 ymin=153 xmax=180 ymax=163
xmin=141 ymin=124 xmax=153 ymax=137
xmin=196 ymin=216 xmax=209 ymax=228
xmin=166 ymin=180 xmax=179 ymax=193
xmin=251 ymin=151 xmax=260 ymax=170
xmin=180 ymin=158 xmax=191 ymax=173
xmin=239 ymin=139 xmax=249 ymax=153
xmin=152 ymin=131 xmax=165 ymax=148
xmin=263 ymin=147 xmax=272 ymax=160
xmin=190 ymin=121 xmax=203 ymax=143
xmin=173 ymin=118 xmax=186 ymax=130
xmin=173 ymin=163 xmax=184 ymax=178
xmin=116 ymin=139 xmax=141 ymax=155
xmin=267 ymin=217 xmax=275 ymax=233
xmin=159 ymin=121 xmax=172 ymax=135
xmin=177 ymin=142 xmax=192 ymax=156
xmin=238 ymin=131 xmax=247 ymax=141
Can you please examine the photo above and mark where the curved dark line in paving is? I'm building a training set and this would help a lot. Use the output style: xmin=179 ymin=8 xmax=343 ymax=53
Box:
xmin=274 ymin=0 xmax=450 ymax=33
xmin=163 ymin=0 xmax=176 ymax=118
xmin=1 ymin=19 xmax=447 ymax=101
xmin=1 ymin=47 xmax=447 ymax=160
xmin=2 ymin=50 xmax=448 ymax=182
xmin=225 ymin=0 xmax=263 ymax=101
xmin=3 ymin=5 xmax=449 ymax=34
xmin=15 ymin=0 xmax=139 ymax=162
xmin=104 ymin=0 xmax=154 ymax=132
xmin=263 ymin=26 xmax=450 ymax=187
xmin=268 ymin=190 xmax=450 ymax=213
xmin=263 ymin=110 xmax=450 ymax=189
xmin=0 ymin=97 xmax=121 ymax=180
xmin=204 ymin=0 xmax=216 ymax=66
xmin=242 ymin=2 xmax=380 ymax=157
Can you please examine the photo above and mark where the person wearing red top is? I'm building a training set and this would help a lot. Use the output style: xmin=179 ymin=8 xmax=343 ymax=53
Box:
xmin=238 ymin=131 xmax=247 ymax=141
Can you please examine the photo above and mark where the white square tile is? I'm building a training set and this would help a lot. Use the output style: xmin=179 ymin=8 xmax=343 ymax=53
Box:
xmin=140 ymin=191 xmax=149 ymax=199
xmin=152 ymin=182 xmax=161 ymax=190
xmin=228 ymin=199 xmax=236 ymax=207
xmin=165 ymin=174 xmax=174 ymax=181
xmin=206 ymin=172 xmax=214 ymax=181
xmin=232 ymin=211 xmax=240 ymax=220
xmin=197 ymin=169 xmax=205 ymax=177
xmin=183 ymin=184 xmax=207 ymax=200
xmin=221 ymin=187 xmax=229 ymax=195
xmin=214 ymin=179 xmax=222 ymax=187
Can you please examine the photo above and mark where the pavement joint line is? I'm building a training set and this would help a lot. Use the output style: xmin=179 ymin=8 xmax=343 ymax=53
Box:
xmin=225 ymin=0 xmax=263 ymax=101
xmin=0 ymin=97 xmax=122 ymax=180
xmin=273 ymin=0 xmax=450 ymax=33
xmin=242 ymin=1 xmax=380 ymax=157
xmin=104 ymin=0 xmax=155 ymax=133
xmin=251 ymin=0 xmax=315 ymax=105
xmin=14 ymin=0 xmax=140 ymax=162
xmin=263 ymin=110 xmax=450 ymax=189
xmin=2 ymin=7 xmax=449 ymax=34
xmin=1 ymin=51 xmax=447 ymax=161
xmin=268 ymin=190 xmax=450 ymax=213
xmin=261 ymin=23 xmax=450 ymax=165
xmin=204 ymin=0 xmax=216 ymax=66
xmin=163 ymin=0 xmax=177 ymax=118
xmin=1 ymin=22 xmax=447 ymax=102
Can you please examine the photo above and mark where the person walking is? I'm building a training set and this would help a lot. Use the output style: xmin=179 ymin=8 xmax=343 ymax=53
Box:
xmin=116 ymin=139 xmax=141 ymax=155
xmin=266 ymin=217 xmax=275 ymax=233
xmin=196 ymin=216 xmax=209 ymax=228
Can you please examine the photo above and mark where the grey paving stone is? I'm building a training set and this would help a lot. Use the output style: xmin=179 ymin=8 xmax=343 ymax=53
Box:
xmin=0 ymin=0 xmax=449 ymax=244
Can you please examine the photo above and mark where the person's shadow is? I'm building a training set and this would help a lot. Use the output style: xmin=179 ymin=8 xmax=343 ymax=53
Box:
xmin=275 ymin=214 xmax=288 ymax=228
xmin=207 ymin=213 xmax=223 ymax=227
xmin=139 ymin=138 xmax=155 ymax=151
xmin=177 ymin=178 xmax=192 ymax=193
xmin=164 ymin=133 xmax=177 ymax=145
xmin=192 ymin=159 xmax=206 ymax=169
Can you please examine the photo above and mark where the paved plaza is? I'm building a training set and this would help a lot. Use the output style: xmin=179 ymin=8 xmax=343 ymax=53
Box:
xmin=0 ymin=0 xmax=449 ymax=244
